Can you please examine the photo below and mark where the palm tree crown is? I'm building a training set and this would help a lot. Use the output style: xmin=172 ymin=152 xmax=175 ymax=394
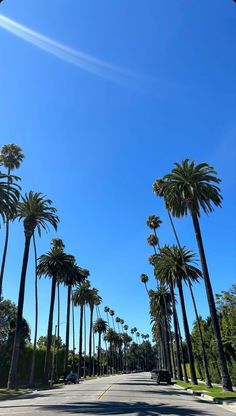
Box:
xmin=154 ymin=245 xmax=202 ymax=286
xmin=0 ymin=144 xmax=24 ymax=172
xmin=93 ymin=318 xmax=108 ymax=334
xmin=146 ymin=215 xmax=162 ymax=230
xmin=158 ymin=159 xmax=222 ymax=217
xmin=37 ymin=249 xmax=75 ymax=280
xmin=147 ymin=234 xmax=158 ymax=247
xmin=16 ymin=191 xmax=59 ymax=236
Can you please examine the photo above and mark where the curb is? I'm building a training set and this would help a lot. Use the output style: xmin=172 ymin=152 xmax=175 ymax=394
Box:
xmin=173 ymin=384 xmax=236 ymax=413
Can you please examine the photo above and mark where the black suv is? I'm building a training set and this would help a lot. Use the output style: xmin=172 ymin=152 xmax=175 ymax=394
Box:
xmin=151 ymin=369 xmax=171 ymax=384
xmin=65 ymin=373 xmax=78 ymax=384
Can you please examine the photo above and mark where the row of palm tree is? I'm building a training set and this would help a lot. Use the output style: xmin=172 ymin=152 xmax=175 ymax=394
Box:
xmin=140 ymin=159 xmax=232 ymax=391
xmin=0 ymin=144 xmax=149 ymax=386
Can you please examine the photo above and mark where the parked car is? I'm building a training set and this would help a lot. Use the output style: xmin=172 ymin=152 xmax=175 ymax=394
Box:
xmin=150 ymin=369 xmax=159 ymax=379
xmin=65 ymin=372 xmax=78 ymax=384
xmin=152 ymin=369 xmax=171 ymax=384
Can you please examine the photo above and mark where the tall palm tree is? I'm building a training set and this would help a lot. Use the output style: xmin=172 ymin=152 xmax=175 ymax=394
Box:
xmin=0 ymin=144 xmax=24 ymax=298
xmin=109 ymin=309 xmax=115 ymax=329
xmin=153 ymin=179 xmax=212 ymax=386
xmin=115 ymin=317 xmax=121 ymax=333
xmin=87 ymin=288 xmax=101 ymax=377
xmin=37 ymin=248 xmax=75 ymax=384
xmin=104 ymin=328 xmax=117 ymax=374
xmin=155 ymin=245 xmax=202 ymax=385
xmin=158 ymin=159 xmax=232 ymax=391
xmin=104 ymin=306 xmax=110 ymax=326
xmin=140 ymin=274 xmax=149 ymax=295
xmin=73 ymin=281 xmax=91 ymax=380
xmin=63 ymin=264 xmax=89 ymax=376
xmin=93 ymin=318 xmax=108 ymax=376
xmin=147 ymin=234 xmax=158 ymax=254
xmin=146 ymin=215 xmax=162 ymax=251
xmin=29 ymin=233 xmax=38 ymax=386
xmin=50 ymin=238 xmax=65 ymax=381
xmin=7 ymin=192 xmax=58 ymax=388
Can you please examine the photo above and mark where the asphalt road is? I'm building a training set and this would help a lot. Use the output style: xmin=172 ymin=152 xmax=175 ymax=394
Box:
xmin=0 ymin=372 xmax=233 ymax=416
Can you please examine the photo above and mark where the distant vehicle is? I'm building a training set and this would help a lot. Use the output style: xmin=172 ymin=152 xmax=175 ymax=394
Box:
xmin=65 ymin=372 xmax=78 ymax=384
xmin=150 ymin=369 xmax=159 ymax=379
xmin=151 ymin=369 xmax=171 ymax=384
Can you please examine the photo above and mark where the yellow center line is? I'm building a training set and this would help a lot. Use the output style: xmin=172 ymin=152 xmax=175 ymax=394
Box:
xmin=97 ymin=383 xmax=114 ymax=400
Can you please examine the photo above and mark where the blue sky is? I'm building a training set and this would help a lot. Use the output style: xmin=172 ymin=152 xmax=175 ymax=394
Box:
xmin=0 ymin=1 xmax=235 ymax=350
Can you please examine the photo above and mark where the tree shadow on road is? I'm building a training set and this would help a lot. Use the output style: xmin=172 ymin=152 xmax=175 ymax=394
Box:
xmin=0 ymin=400 xmax=224 ymax=415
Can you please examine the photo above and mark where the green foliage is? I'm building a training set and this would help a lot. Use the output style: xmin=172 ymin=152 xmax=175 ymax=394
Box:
xmin=0 ymin=299 xmax=30 ymax=348
xmin=191 ymin=285 xmax=236 ymax=385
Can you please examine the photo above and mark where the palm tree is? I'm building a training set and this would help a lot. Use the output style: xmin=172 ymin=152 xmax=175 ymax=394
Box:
xmin=50 ymin=238 xmax=65 ymax=381
xmin=149 ymin=287 xmax=173 ymax=375
xmin=63 ymin=264 xmax=89 ymax=376
xmin=104 ymin=306 xmax=110 ymax=326
xmin=93 ymin=318 xmax=108 ymax=375
xmin=104 ymin=328 xmax=117 ymax=374
xmin=0 ymin=144 xmax=24 ymax=298
xmin=115 ymin=317 xmax=121 ymax=333
xmin=87 ymin=288 xmax=101 ymax=376
xmin=153 ymin=179 xmax=212 ymax=387
xmin=29 ymin=234 xmax=38 ymax=386
xmin=73 ymin=281 xmax=91 ymax=380
xmin=140 ymin=274 xmax=149 ymax=295
xmin=7 ymin=192 xmax=58 ymax=388
xmin=37 ymin=248 xmax=75 ymax=384
xmin=147 ymin=234 xmax=158 ymax=254
xmin=146 ymin=215 xmax=162 ymax=250
xmin=158 ymin=159 xmax=232 ymax=391
xmin=155 ymin=245 xmax=202 ymax=385
xmin=109 ymin=309 xmax=115 ymax=329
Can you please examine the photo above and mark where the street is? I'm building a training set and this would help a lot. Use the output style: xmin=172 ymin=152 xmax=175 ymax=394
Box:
xmin=0 ymin=372 xmax=233 ymax=415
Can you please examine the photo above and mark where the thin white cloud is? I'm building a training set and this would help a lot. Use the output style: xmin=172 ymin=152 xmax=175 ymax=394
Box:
xmin=0 ymin=14 xmax=157 ymax=90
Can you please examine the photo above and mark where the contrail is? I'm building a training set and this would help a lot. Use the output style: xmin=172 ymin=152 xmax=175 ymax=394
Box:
xmin=0 ymin=14 xmax=156 ymax=89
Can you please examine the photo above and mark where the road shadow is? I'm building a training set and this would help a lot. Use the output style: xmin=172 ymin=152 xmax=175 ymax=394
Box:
xmin=0 ymin=400 xmax=221 ymax=415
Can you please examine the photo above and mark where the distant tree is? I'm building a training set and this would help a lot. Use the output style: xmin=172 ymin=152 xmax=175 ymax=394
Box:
xmin=0 ymin=299 xmax=30 ymax=349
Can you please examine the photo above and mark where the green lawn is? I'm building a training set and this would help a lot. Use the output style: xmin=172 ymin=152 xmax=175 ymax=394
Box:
xmin=175 ymin=381 xmax=236 ymax=401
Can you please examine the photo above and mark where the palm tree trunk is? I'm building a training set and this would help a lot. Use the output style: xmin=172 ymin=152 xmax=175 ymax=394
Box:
xmin=98 ymin=332 xmax=101 ymax=376
xmin=7 ymin=234 xmax=32 ymax=389
xmin=72 ymin=299 xmax=75 ymax=372
xmin=88 ymin=306 xmax=94 ymax=376
xmin=0 ymin=167 xmax=11 ymax=300
xmin=110 ymin=342 xmax=113 ymax=374
xmin=169 ymin=279 xmax=183 ymax=381
xmin=189 ymin=283 xmax=212 ymax=387
xmin=0 ymin=219 xmax=9 ymax=299
xmin=178 ymin=321 xmax=188 ymax=382
xmin=191 ymin=211 xmax=232 ymax=391
xmin=43 ymin=274 xmax=57 ymax=384
xmin=106 ymin=312 xmax=110 ymax=326
xmin=78 ymin=304 xmax=83 ymax=381
xmin=154 ymin=229 xmax=161 ymax=252
xmin=55 ymin=284 xmax=60 ymax=381
xmin=93 ymin=331 xmax=95 ymax=376
xmin=29 ymin=234 xmax=38 ymax=386
xmin=64 ymin=285 xmax=71 ymax=375
xmin=83 ymin=308 xmax=86 ymax=378
xmin=162 ymin=298 xmax=173 ymax=375
xmin=177 ymin=281 xmax=197 ymax=384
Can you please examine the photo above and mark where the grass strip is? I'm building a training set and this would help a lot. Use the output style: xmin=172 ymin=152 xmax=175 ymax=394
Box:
xmin=175 ymin=381 xmax=236 ymax=401
xmin=0 ymin=389 xmax=29 ymax=401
